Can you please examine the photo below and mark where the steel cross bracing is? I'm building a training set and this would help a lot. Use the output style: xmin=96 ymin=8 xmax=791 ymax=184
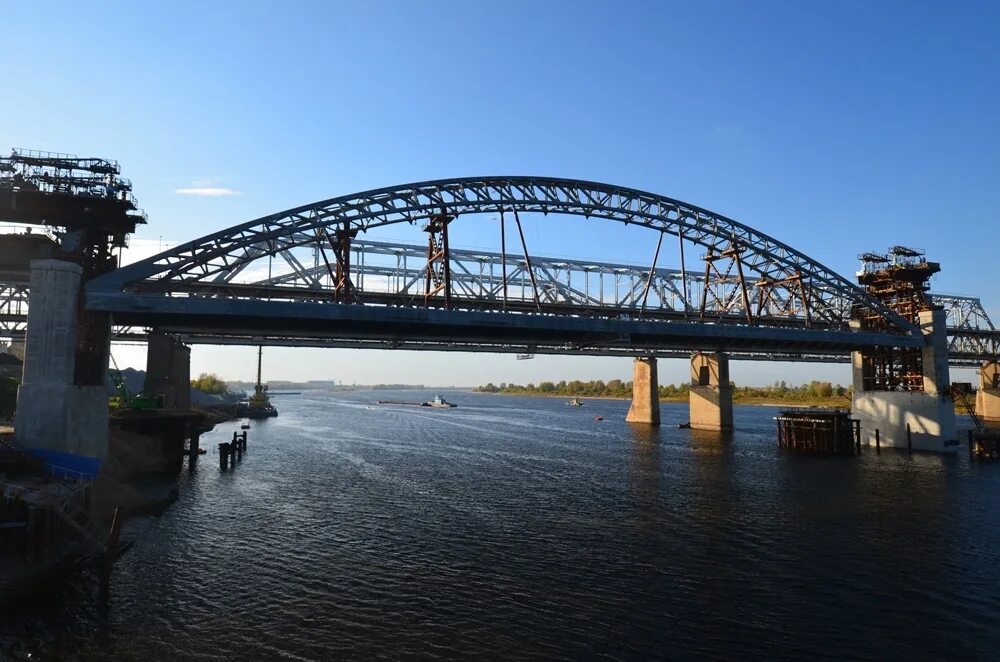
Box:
xmin=930 ymin=293 xmax=1000 ymax=358
xmin=80 ymin=176 xmax=996 ymax=361
xmin=259 ymin=239 xmax=699 ymax=311
xmin=229 ymin=239 xmax=867 ymax=328
xmin=0 ymin=284 xmax=29 ymax=335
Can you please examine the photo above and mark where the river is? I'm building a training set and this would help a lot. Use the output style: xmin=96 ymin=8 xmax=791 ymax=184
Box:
xmin=3 ymin=390 xmax=999 ymax=660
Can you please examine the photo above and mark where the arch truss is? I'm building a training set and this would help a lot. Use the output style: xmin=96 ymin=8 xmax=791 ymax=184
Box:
xmin=930 ymin=294 xmax=1000 ymax=358
xmin=92 ymin=176 xmax=917 ymax=338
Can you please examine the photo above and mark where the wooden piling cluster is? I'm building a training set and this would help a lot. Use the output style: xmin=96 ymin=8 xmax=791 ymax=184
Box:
xmin=775 ymin=408 xmax=861 ymax=456
xmin=218 ymin=430 xmax=248 ymax=470
xmin=968 ymin=429 xmax=1000 ymax=461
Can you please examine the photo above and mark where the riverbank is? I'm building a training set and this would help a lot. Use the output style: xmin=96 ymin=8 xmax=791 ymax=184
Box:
xmin=476 ymin=391 xmax=853 ymax=408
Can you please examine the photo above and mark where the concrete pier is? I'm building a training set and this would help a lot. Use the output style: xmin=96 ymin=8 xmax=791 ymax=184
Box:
xmin=625 ymin=357 xmax=660 ymax=425
xmin=851 ymin=309 xmax=957 ymax=452
xmin=173 ymin=343 xmax=191 ymax=410
xmin=15 ymin=260 xmax=108 ymax=467
xmin=145 ymin=332 xmax=191 ymax=409
xmin=976 ymin=361 xmax=1000 ymax=426
xmin=689 ymin=352 xmax=733 ymax=432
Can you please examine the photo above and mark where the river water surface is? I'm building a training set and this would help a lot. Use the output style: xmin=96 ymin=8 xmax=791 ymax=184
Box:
xmin=3 ymin=390 xmax=1000 ymax=660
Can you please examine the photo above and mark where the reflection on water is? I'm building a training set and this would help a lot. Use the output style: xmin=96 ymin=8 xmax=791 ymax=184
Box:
xmin=3 ymin=393 xmax=1000 ymax=660
xmin=627 ymin=423 xmax=661 ymax=510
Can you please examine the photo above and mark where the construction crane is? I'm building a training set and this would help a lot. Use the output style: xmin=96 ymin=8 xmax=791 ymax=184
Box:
xmin=108 ymin=353 xmax=157 ymax=410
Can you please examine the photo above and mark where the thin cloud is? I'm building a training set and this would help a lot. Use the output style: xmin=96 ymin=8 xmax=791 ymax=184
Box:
xmin=176 ymin=186 xmax=242 ymax=197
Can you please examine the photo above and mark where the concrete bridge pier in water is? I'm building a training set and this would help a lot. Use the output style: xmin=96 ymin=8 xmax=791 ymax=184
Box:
xmin=625 ymin=357 xmax=660 ymax=425
xmin=624 ymin=353 xmax=735 ymax=432
xmin=851 ymin=309 xmax=957 ymax=452
xmin=689 ymin=352 xmax=734 ymax=432
xmin=976 ymin=360 xmax=1000 ymax=426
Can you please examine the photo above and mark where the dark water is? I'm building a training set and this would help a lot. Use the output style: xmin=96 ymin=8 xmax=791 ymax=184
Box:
xmin=3 ymin=391 xmax=1000 ymax=660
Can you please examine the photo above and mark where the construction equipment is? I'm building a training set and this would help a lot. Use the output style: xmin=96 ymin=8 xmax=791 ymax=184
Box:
xmin=108 ymin=354 xmax=158 ymax=410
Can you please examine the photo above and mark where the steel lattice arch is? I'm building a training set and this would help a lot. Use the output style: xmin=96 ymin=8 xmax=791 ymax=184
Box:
xmin=83 ymin=176 xmax=998 ymax=362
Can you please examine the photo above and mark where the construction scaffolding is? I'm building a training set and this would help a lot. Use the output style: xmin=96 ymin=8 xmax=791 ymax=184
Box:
xmin=0 ymin=148 xmax=146 ymax=247
xmin=855 ymin=246 xmax=940 ymax=391
xmin=0 ymin=148 xmax=147 ymax=386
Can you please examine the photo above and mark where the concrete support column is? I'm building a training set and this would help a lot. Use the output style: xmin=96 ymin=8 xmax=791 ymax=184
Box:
xmin=626 ymin=357 xmax=660 ymax=425
xmin=144 ymin=332 xmax=191 ymax=409
xmin=15 ymin=260 xmax=108 ymax=466
xmin=173 ymin=343 xmax=191 ymax=410
xmin=920 ymin=309 xmax=951 ymax=395
xmin=20 ymin=260 xmax=80 ymax=387
xmin=976 ymin=361 xmax=1000 ymax=426
xmin=145 ymin=332 xmax=175 ymax=406
xmin=851 ymin=309 xmax=957 ymax=452
xmin=689 ymin=352 xmax=733 ymax=432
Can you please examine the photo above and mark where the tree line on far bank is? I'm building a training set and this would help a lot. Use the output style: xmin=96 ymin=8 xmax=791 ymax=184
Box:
xmin=191 ymin=373 xmax=228 ymax=395
xmin=476 ymin=379 xmax=850 ymax=401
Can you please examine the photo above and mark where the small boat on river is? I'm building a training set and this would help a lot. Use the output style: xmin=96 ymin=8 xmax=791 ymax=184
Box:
xmin=567 ymin=398 xmax=584 ymax=407
xmin=425 ymin=395 xmax=456 ymax=408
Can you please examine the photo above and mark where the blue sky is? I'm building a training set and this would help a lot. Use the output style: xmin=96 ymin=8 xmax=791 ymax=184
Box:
xmin=3 ymin=1 xmax=998 ymax=386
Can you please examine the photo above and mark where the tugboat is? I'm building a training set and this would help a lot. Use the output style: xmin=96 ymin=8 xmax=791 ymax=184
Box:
xmin=376 ymin=395 xmax=457 ymax=408
xmin=567 ymin=398 xmax=584 ymax=406
xmin=423 ymin=394 xmax=456 ymax=408
xmin=238 ymin=346 xmax=278 ymax=419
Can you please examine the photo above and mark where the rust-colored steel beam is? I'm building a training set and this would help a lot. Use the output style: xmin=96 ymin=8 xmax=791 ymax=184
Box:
xmin=424 ymin=213 xmax=454 ymax=308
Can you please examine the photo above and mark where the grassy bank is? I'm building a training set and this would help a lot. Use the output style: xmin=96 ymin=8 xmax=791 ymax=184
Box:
xmin=478 ymin=379 xmax=852 ymax=408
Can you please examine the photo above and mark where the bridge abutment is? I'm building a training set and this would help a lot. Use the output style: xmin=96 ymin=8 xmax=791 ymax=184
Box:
xmin=14 ymin=259 xmax=108 ymax=472
xmin=976 ymin=361 xmax=1000 ymax=426
xmin=145 ymin=332 xmax=191 ymax=409
xmin=626 ymin=357 xmax=660 ymax=425
xmin=689 ymin=352 xmax=733 ymax=432
xmin=851 ymin=309 xmax=957 ymax=452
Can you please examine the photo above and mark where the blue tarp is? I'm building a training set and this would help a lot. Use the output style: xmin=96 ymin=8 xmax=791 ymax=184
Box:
xmin=25 ymin=448 xmax=101 ymax=481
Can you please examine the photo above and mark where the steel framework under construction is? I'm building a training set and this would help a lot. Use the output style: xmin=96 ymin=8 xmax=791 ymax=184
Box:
xmin=0 ymin=148 xmax=146 ymax=385
xmin=855 ymin=246 xmax=939 ymax=390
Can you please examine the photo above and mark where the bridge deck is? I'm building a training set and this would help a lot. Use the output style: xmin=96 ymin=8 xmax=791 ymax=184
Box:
xmin=89 ymin=290 xmax=924 ymax=357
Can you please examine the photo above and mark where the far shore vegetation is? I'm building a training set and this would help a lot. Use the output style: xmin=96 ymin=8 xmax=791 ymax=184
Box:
xmin=476 ymin=379 xmax=852 ymax=406
xmin=191 ymin=373 xmax=229 ymax=395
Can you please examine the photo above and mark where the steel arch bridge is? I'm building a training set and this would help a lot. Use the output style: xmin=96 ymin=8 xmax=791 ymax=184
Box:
xmin=83 ymin=176 xmax=997 ymax=363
